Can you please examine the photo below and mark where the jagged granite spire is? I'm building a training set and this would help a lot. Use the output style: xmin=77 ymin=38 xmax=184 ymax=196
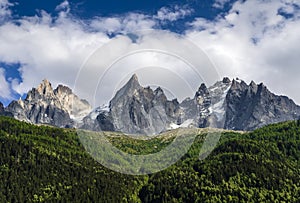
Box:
xmin=224 ymin=79 xmax=300 ymax=130
xmin=6 ymin=79 xmax=92 ymax=128
xmin=109 ymin=74 xmax=142 ymax=107
xmin=3 ymin=76 xmax=300 ymax=133
xmin=124 ymin=73 xmax=141 ymax=90
xmin=103 ymin=74 xmax=181 ymax=134
xmin=222 ymin=77 xmax=231 ymax=84
xmin=37 ymin=79 xmax=53 ymax=95
xmin=0 ymin=102 xmax=12 ymax=117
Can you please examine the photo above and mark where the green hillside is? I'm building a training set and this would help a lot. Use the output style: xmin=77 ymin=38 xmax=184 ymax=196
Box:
xmin=0 ymin=116 xmax=299 ymax=202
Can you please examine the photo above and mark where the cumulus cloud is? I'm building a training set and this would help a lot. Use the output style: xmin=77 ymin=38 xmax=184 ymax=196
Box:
xmin=75 ymin=30 xmax=216 ymax=106
xmin=0 ymin=1 xmax=207 ymax=107
xmin=0 ymin=68 xmax=12 ymax=100
xmin=0 ymin=7 xmax=110 ymax=100
xmin=155 ymin=5 xmax=193 ymax=22
xmin=187 ymin=0 xmax=300 ymax=104
xmin=0 ymin=0 xmax=300 ymax=108
xmin=213 ymin=0 xmax=231 ymax=9
xmin=0 ymin=0 xmax=12 ymax=20
xmin=55 ymin=0 xmax=70 ymax=12
xmin=90 ymin=13 xmax=156 ymax=35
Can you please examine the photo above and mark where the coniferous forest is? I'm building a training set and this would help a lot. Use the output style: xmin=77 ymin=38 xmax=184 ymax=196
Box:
xmin=0 ymin=116 xmax=299 ymax=202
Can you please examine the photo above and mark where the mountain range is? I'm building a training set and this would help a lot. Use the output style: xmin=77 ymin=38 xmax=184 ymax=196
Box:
xmin=1 ymin=75 xmax=299 ymax=134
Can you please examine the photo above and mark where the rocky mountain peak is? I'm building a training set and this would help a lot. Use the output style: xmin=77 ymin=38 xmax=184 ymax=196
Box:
xmin=110 ymin=74 xmax=142 ymax=106
xmin=0 ymin=102 xmax=12 ymax=117
xmin=55 ymin=84 xmax=73 ymax=95
xmin=5 ymin=79 xmax=93 ymax=128
xmin=256 ymin=82 xmax=269 ymax=95
xmin=2 ymin=76 xmax=300 ymax=134
xmin=222 ymin=77 xmax=231 ymax=84
xmin=0 ymin=102 xmax=4 ymax=114
xmin=126 ymin=73 xmax=141 ymax=89
xmin=105 ymin=74 xmax=182 ymax=134
xmin=154 ymin=86 xmax=163 ymax=94
xmin=249 ymin=81 xmax=258 ymax=93
xmin=249 ymin=80 xmax=257 ymax=88
xmin=131 ymin=73 xmax=138 ymax=81
xmin=53 ymin=84 xmax=92 ymax=123
xmin=25 ymin=80 xmax=55 ymax=102
xmin=250 ymin=80 xmax=256 ymax=86
xmin=36 ymin=79 xmax=54 ymax=96
xmin=154 ymin=87 xmax=167 ymax=101
xmin=195 ymin=83 xmax=209 ymax=98
xmin=231 ymin=78 xmax=248 ymax=90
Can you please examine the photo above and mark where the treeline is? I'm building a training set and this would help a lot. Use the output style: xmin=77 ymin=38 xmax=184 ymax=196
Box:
xmin=0 ymin=116 xmax=299 ymax=202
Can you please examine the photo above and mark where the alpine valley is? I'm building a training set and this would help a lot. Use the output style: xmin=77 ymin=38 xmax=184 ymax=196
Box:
xmin=1 ymin=74 xmax=300 ymax=134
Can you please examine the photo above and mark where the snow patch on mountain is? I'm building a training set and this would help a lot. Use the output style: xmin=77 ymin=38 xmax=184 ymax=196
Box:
xmin=208 ymin=85 xmax=230 ymax=121
xmin=168 ymin=119 xmax=194 ymax=130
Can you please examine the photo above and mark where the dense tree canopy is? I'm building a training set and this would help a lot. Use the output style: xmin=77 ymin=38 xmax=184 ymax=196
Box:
xmin=0 ymin=116 xmax=299 ymax=202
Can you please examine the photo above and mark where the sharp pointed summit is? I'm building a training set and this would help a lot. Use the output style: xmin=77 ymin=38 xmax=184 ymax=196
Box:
xmin=126 ymin=73 xmax=141 ymax=90
xmin=3 ymin=77 xmax=300 ymax=134
xmin=105 ymin=74 xmax=181 ymax=134
xmin=35 ymin=79 xmax=54 ymax=97
xmin=131 ymin=73 xmax=138 ymax=81
xmin=222 ymin=77 xmax=231 ymax=84
xmin=109 ymin=74 xmax=142 ymax=106
xmin=5 ymin=79 xmax=92 ymax=128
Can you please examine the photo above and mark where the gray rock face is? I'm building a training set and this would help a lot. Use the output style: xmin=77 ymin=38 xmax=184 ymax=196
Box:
xmin=101 ymin=75 xmax=300 ymax=133
xmin=95 ymin=112 xmax=115 ymax=131
xmin=0 ymin=102 xmax=12 ymax=117
xmin=54 ymin=84 xmax=92 ymax=124
xmin=6 ymin=80 xmax=72 ymax=127
xmin=107 ymin=74 xmax=181 ymax=134
xmin=179 ymin=77 xmax=300 ymax=131
xmin=224 ymin=79 xmax=300 ymax=130
xmin=0 ymin=102 xmax=3 ymax=113
xmin=2 ymin=75 xmax=299 ymax=133
xmin=83 ymin=75 xmax=300 ymax=134
xmin=6 ymin=80 xmax=91 ymax=128
xmin=81 ymin=106 xmax=115 ymax=132
xmin=180 ymin=78 xmax=232 ymax=129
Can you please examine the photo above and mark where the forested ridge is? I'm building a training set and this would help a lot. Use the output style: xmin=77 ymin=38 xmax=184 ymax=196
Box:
xmin=0 ymin=116 xmax=299 ymax=202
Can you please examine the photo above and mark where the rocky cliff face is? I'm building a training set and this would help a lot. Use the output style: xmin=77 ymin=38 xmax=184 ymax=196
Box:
xmin=179 ymin=77 xmax=232 ymax=129
xmin=224 ymin=79 xmax=300 ymax=130
xmin=54 ymin=84 xmax=92 ymax=123
xmin=101 ymin=74 xmax=181 ymax=134
xmin=2 ymin=75 xmax=300 ymax=134
xmin=90 ymin=75 xmax=300 ymax=134
xmin=0 ymin=102 xmax=12 ymax=117
xmin=6 ymin=80 xmax=91 ymax=128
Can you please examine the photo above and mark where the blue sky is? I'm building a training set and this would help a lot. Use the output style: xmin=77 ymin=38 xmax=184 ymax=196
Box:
xmin=0 ymin=0 xmax=300 ymax=107
xmin=9 ymin=0 xmax=227 ymax=19
xmin=8 ymin=0 xmax=235 ymax=34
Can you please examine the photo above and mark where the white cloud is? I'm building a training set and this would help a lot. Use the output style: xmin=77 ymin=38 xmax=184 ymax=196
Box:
xmin=187 ymin=0 xmax=300 ymax=104
xmin=90 ymin=17 xmax=122 ymax=34
xmin=0 ymin=0 xmax=300 ymax=108
xmin=155 ymin=5 xmax=193 ymax=22
xmin=0 ymin=68 xmax=12 ymax=100
xmin=0 ymin=0 xmax=12 ymax=20
xmin=0 ymin=8 xmax=110 ymax=99
xmin=74 ymin=30 xmax=217 ymax=106
xmin=0 ymin=5 xmax=205 ymax=107
xmin=55 ymin=0 xmax=70 ymax=12
xmin=90 ymin=13 xmax=156 ymax=34
xmin=213 ymin=0 xmax=231 ymax=9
